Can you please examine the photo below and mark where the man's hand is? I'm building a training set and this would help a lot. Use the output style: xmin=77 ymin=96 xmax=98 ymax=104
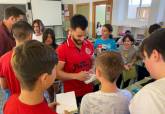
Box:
xmin=48 ymin=101 xmax=59 ymax=110
xmin=49 ymin=102 xmax=70 ymax=114
xmin=75 ymin=71 xmax=90 ymax=81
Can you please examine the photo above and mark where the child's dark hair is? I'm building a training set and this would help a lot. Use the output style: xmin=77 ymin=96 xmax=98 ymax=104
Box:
xmin=12 ymin=40 xmax=58 ymax=91
xmin=32 ymin=19 xmax=45 ymax=33
xmin=140 ymin=28 xmax=165 ymax=61
xmin=148 ymin=24 xmax=161 ymax=34
xmin=95 ymin=52 xmax=124 ymax=83
xmin=122 ymin=34 xmax=135 ymax=43
xmin=43 ymin=28 xmax=58 ymax=49
xmin=103 ymin=24 xmax=113 ymax=38
xmin=12 ymin=21 xmax=33 ymax=41
xmin=70 ymin=14 xmax=88 ymax=30
xmin=103 ymin=24 xmax=113 ymax=32
xmin=125 ymin=30 xmax=131 ymax=34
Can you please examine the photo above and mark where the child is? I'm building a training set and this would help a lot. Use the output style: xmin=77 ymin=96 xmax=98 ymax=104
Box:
xmin=119 ymin=34 xmax=137 ymax=71
xmin=32 ymin=19 xmax=44 ymax=42
xmin=80 ymin=52 xmax=132 ymax=114
xmin=0 ymin=21 xmax=33 ymax=97
xmin=129 ymin=28 xmax=165 ymax=114
xmin=42 ymin=28 xmax=58 ymax=103
xmin=117 ymin=30 xmax=132 ymax=45
xmin=94 ymin=24 xmax=117 ymax=55
xmin=3 ymin=40 xmax=58 ymax=114
xmin=118 ymin=34 xmax=137 ymax=88
xmin=43 ymin=28 xmax=58 ymax=49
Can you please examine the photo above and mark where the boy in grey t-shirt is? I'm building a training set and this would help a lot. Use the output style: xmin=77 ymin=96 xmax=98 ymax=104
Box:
xmin=80 ymin=52 xmax=132 ymax=114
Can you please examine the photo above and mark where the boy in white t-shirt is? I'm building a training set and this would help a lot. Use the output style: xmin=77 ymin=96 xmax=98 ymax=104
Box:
xmin=80 ymin=52 xmax=132 ymax=114
xmin=129 ymin=28 xmax=165 ymax=114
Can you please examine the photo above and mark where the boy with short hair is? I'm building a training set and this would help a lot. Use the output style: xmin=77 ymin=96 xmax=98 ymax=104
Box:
xmin=0 ymin=21 xmax=33 ymax=96
xmin=3 ymin=40 xmax=58 ymax=114
xmin=80 ymin=52 xmax=132 ymax=114
xmin=129 ymin=28 xmax=165 ymax=114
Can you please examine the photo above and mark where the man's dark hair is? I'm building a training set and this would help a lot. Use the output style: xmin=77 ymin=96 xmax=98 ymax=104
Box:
xmin=12 ymin=40 xmax=58 ymax=91
xmin=140 ymin=28 xmax=165 ymax=61
xmin=95 ymin=52 xmax=124 ymax=83
xmin=70 ymin=14 xmax=88 ymax=30
xmin=148 ymin=24 xmax=161 ymax=34
xmin=4 ymin=6 xmax=25 ymax=20
xmin=122 ymin=34 xmax=135 ymax=43
xmin=12 ymin=21 xmax=33 ymax=41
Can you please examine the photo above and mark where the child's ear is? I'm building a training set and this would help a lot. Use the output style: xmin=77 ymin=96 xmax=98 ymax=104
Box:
xmin=152 ymin=49 xmax=160 ymax=62
xmin=39 ymin=73 xmax=49 ymax=83
xmin=96 ymin=67 xmax=102 ymax=79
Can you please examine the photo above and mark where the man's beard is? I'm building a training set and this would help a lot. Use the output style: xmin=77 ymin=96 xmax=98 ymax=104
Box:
xmin=72 ymin=37 xmax=83 ymax=46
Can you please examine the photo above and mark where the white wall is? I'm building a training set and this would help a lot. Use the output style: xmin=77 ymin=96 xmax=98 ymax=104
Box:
xmin=148 ymin=0 xmax=165 ymax=25
xmin=0 ymin=0 xmax=27 ymax=4
xmin=112 ymin=0 xmax=148 ymax=28
xmin=148 ymin=0 xmax=161 ymax=25
xmin=112 ymin=0 xmax=165 ymax=28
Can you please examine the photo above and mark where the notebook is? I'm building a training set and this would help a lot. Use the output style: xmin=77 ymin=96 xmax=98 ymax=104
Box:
xmin=56 ymin=91 xmax=78 ymax=114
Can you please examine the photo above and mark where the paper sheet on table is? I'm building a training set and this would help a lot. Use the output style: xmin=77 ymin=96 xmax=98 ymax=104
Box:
xmin=56 ymin=91 xmax=78 ymax=114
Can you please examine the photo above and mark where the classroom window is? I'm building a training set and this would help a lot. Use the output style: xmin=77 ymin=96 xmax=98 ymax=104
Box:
xmin=128 ymin=0 xmax=152 ymax=20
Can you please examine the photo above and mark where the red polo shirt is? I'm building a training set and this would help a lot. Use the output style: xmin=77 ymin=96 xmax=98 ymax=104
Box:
xmin=57 ymin=36 xmax=94 ymax=96
xmin=0 ymin=21 xmax=15 ymax=57
xmin=0 ymin=50 xmax=20 ymax=95
xmin=3 ymin=94 xmax=57 ymax=114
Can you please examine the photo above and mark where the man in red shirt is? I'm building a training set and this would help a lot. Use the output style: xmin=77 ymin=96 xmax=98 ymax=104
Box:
xmin=57 ymin=14 xmax=94 ymax=104
xmin=3 ymin=40 xmax=58 ymax=114
xmin=0 ymin=21 xmax=33 ymax=96
xmin=0 ymin=6 xmax=25 ymax=57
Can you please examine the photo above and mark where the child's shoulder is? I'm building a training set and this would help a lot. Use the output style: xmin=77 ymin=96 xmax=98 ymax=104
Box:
xmin=119 ymin=89 xmax=132 ymax=99
xmin=3 ymin=94 xmax=19 ymax=112
xmin=5 ymin=94 xmax=19 ymax=103
xmin=0 ymin=50 xmax=13 ymax=61
xmin=137 ymin=78 xmax=165 ymax=95
xmin=83 ymin=91 xmax=98 ymax=98
xmin=82 ymin=91 xmax=100 ymax=101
